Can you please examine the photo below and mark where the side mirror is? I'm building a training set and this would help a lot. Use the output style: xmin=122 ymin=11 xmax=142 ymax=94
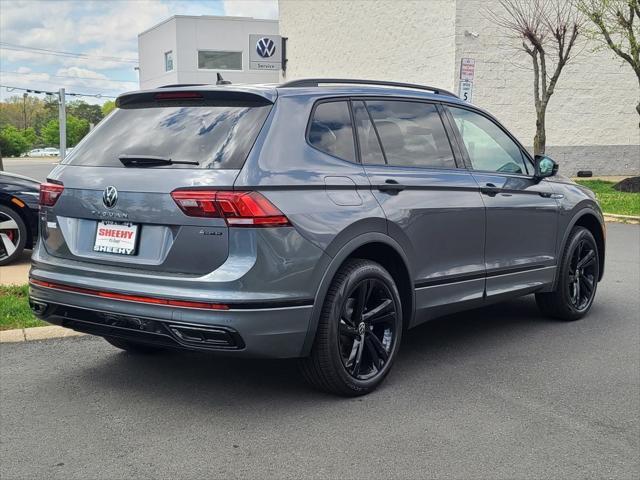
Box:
xmin=534 ymin=155 xmax=558 ymax=180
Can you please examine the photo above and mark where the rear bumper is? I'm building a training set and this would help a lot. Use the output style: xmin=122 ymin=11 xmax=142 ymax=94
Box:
xmin=29 ymin=282 xmax=313 ymax=358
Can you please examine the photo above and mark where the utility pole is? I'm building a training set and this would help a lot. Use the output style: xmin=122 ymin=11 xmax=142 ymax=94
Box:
xmin=58 ymin=88 xmax=66 ymax=160
xmin=22 ymin=92 xmax=27 ymax=129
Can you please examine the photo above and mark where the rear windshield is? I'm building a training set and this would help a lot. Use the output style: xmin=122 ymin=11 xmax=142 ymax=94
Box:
xmin=62 ymin=104 xmax=272 ymax=169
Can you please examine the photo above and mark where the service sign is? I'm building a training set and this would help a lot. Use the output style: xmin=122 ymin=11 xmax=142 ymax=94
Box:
xmin=460 ymin=58 xmax=475 ymax=82
xmin=249 ymin=34 xmax=282 ymax=70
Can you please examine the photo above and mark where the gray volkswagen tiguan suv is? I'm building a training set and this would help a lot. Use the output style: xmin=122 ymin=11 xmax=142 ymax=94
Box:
xmin=29 ymin=79 xmax=605 ymax=396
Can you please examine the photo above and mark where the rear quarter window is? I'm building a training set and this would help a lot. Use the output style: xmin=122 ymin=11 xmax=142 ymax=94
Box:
xmin=63 ymin=103 xmax=272 ymax=169
xmin=308 ymin=101 xmax=356 ymax=162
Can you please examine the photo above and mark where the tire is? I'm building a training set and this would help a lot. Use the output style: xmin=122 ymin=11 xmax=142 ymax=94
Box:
xmin=104 ymin=336 xmax=166 ymax=354
xmin=300 ymin=259 xmax=403 ymax=396
xmin=536 ymin=226 xmax=600 ymax=321
xmin=0 ymin=204 xmax=27 ymax=266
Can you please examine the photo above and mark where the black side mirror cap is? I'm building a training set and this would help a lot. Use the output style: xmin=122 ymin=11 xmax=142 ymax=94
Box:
xmin=534 ymin=155 xmax=558 ymax=180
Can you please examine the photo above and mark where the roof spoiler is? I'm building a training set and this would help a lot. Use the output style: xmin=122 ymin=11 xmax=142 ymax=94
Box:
xmin=116 ymin=88 xmax=274 ymax=109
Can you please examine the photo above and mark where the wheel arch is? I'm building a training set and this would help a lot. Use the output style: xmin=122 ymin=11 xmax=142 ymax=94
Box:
xmin=299 ymin=232 xmax=414 ymax=357
xmin=557 ymin=208 xmax=606 ymax=286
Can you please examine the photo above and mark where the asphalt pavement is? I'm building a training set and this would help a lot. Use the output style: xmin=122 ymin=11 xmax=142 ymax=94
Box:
xmin=1 ymin=157 xmax=58 ymax=182
xmin=1 ymin=224 xmax=639 ymax=480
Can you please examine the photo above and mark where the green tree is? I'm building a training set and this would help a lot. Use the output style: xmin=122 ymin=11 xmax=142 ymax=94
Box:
xmin=21 ymin=127 xmax=38 ymax=148
xmin=0 ymin=125 xmax=31 ymax=157
xmin=579 ymin=0 xmax=640 ymax=119
xmin=67 ymin=100 xmax=103 ymax=125
xmin=41 ymin=115 xmax=90 ymax=147
xmin=101 ymin=100 xmax=116 ymax=117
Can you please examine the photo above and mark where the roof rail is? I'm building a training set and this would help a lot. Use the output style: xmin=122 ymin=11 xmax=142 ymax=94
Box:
xmin=279 ymin=78 xmax=458 ymax=98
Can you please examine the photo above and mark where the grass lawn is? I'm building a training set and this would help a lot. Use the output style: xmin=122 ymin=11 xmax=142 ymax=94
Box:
xmin=0 ymin=285 xmax=47 ymax=331
xmin=575 ymin=180 xmax=640 ymax=216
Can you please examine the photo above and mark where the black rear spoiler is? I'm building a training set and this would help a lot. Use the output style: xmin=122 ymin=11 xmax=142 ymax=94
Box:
xmin=116 ymin=87 xmax=276 ymax=109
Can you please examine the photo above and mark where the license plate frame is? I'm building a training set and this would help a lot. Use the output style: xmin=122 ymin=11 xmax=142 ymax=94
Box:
xmin=93 ymin=221 xmax=139 ymax=256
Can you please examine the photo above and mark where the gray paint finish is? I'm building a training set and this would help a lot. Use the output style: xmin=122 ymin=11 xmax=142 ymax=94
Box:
xmin=31 ymin=83 xmax=606 ymax=358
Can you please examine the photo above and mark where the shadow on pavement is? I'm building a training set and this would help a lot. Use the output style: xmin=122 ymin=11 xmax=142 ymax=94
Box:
xmin=69 ymin=295 xmax=559 ymax=404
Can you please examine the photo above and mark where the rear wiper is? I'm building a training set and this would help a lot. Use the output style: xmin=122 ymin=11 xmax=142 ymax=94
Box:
xmin=119 ymin=155 xmax=199 ymax=167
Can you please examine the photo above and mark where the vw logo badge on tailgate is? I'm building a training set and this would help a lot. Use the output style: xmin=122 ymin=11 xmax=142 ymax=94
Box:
xmin=256 ymin=37 xmax=276 ymax=58
xmin=103 ymin=186 xmax=118 ymax=208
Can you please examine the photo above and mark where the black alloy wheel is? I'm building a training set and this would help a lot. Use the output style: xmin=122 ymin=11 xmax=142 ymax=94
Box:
xmin=567 ymin=237 xmax=598 ymax=312
xmin=300 ymin=259 xmax=403 ymax=396
xmin=338 ymin=278 xmax=398 ymax=380
xmin=536 ymin=226 xmax=600 ymax=321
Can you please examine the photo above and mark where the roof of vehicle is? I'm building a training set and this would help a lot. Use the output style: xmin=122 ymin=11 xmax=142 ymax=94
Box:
xmin=116 ymin=79 xmax=470 ymax=107
xmin=0 ymin=170 xmax=40 ymax=186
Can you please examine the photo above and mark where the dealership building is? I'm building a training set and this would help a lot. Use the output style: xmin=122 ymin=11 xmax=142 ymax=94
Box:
xmin=137 ymin=3 xmax=639 ymax=176
xmin=138 ymin=15 xmax=281 ymax=89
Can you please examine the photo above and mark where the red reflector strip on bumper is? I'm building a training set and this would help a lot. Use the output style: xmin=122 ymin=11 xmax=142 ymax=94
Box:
xmin=29 ymin=279 xmax=229 ymax=311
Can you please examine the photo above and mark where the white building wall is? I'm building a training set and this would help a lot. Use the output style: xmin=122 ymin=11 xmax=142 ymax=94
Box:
xmin=279 ymin=0 xmax=640 ymax=175
xmin=454 ymin=0 xmax=639 ymax=175
xmin=138 ymin=18 xmax=178 ymax=88
xmin=279 ymin=0 xmax=457 ymax=90
xmin=138 ymin=16 xmax=280 ymax=89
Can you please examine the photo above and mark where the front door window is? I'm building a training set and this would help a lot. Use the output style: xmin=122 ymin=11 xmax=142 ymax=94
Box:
xmin=449 ymin=107 xmax=529 ymax=175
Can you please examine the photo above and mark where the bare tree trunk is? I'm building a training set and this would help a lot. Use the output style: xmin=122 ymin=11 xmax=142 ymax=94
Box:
xmin=534 ymin=106 xmax=547 ymax=155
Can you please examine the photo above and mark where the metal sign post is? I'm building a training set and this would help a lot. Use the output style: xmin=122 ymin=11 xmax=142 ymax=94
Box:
xmin=58 ymin=88 xmax=66 ymax=160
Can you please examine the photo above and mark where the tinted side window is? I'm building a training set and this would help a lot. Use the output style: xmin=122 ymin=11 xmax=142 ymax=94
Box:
xmin=449 ymin=107 xmax=528 ymax=174
xmin=352 ymin=101 xmax=385 ymax=165
xmin=308 ymin=101 xmax=356 ymax=162
xmin=365 ymin=100 xmax=455 ymax=169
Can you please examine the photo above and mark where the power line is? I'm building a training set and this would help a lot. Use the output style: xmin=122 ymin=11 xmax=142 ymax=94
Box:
xmin=1 ymin=69 xmax=136 ymax=84
xmin=0 ymin=84 xmax=117 ymax=99
xmin=0 ymin=42 xmax=138 ymax=64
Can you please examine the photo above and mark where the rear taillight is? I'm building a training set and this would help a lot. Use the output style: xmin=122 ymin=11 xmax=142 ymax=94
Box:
xmin=171 ymin=190 xmax=291 ymax=228
xmin=39 ymin=182 xmax=64 ymax=207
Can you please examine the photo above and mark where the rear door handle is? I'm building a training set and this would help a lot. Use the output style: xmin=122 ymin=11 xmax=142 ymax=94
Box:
xmin=377 ymin=179 xmax=406 ymax=194
xmin=480 ymin=183 xmax=501 ymax=196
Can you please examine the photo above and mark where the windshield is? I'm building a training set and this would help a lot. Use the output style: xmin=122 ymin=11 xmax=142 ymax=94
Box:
xmin=63 ymin=103 xmax=271 ymax=169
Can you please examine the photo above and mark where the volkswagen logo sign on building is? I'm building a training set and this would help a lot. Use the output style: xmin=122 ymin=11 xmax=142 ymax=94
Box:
xmin=103 ymin=186 xmax=118 ymax=209
xmin=249 ymin=34 xmax=282 ymax=71
xmin=256 ymin=37 xmax=276 ymax=58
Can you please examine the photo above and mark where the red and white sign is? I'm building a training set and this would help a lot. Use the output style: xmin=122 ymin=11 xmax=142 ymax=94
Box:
xmin=460 ymin=58 xmax=475 ymax=82
xmin=94 ymin=221 xmax=138 ymax=255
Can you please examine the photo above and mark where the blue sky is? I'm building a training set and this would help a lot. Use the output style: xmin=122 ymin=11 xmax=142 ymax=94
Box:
xmin=0 ymin=0 xmax=278 ymax=104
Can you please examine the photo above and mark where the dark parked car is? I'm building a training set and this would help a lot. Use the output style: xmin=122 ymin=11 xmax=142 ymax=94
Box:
xmin=0 ymin=171 xmax=40 ymax=265
xmin=29 ymin=79 xmax=605 ymax=396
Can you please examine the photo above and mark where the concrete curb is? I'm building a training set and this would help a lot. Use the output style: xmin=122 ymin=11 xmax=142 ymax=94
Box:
xmin=603 ymin=213 xmax=640 ymax=224
xmin=0 ymin=326 xmax=85 ymax=343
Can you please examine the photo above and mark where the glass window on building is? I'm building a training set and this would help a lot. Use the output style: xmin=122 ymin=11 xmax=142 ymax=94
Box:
xmin=198 ymin=51 xmax=242 ymax=70
xmin=164 ymin=51 xmax=174 ymax=71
